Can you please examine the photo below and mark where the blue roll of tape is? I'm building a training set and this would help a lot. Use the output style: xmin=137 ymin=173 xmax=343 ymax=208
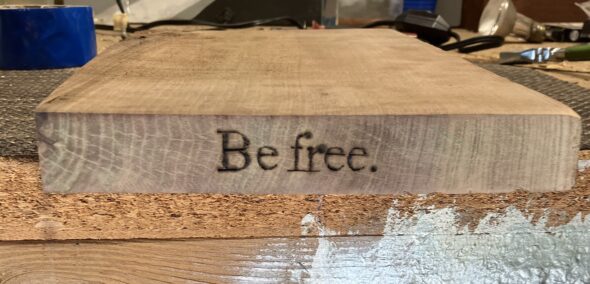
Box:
xmin=0 ymin=5 xmax=97 ymax=70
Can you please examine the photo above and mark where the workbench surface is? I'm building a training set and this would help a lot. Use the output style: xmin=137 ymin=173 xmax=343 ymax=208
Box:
xmin=0 ymin=28 xmax=589 ymax=283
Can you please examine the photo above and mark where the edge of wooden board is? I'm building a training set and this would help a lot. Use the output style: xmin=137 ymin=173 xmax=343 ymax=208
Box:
xmin=36 ymin=112 xmax=580 ymax=194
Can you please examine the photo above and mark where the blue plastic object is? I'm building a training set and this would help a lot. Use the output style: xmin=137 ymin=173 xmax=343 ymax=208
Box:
xmin=404 ymin=0 xmax=437 ymax=12
xmin=0 ymin=6 xmax=97 ymax=70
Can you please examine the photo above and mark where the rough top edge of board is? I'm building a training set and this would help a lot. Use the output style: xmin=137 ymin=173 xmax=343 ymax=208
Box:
xmin=36 ymin=29 xmax=578 ymax=118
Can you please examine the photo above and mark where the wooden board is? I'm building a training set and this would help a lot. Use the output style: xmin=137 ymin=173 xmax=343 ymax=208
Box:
xmin=0 ymin=229 xmax=588 ymax=283
xmin=35 ymin=29 xmax=581 ymax=194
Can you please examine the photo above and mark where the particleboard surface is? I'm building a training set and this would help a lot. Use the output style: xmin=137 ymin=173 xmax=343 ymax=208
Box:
xmin=1 ymin=155 xmax=588 ymax=241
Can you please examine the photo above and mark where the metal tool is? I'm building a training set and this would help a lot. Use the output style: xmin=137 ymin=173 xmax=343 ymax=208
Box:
xmin=478 ymin=0 xmax=546 ymax=43
xmin=499 ymin=44 xmax=590 ymax=64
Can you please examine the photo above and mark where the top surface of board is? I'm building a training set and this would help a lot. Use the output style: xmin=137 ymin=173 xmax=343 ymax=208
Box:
xmin=36 ymin=29 xmax=577 ymax=118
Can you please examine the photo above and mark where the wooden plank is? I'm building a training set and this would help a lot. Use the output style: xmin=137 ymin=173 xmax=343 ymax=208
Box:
xmin=35 ymin=29 xmax=580 ymax=194
xmin=0 ymin=226 xmax=588 ymax=283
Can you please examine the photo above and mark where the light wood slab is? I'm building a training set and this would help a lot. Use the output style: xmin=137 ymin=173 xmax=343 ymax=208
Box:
xmin=36 ymin=29 xmax=580 ymax=193
xmin=0 ymin=229 xmax=588 ymax=283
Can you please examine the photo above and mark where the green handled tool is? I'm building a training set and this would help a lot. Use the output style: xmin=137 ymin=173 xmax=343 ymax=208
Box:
xmin=499 ymin=44 xmax=590 ymax=64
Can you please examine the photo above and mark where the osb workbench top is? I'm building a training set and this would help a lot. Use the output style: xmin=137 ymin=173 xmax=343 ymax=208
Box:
xmin=1 ymin=154 xmax=588 ymax=241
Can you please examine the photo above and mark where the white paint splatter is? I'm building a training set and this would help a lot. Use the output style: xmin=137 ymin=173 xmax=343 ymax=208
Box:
xmin=300 ymin=213 xmax=319 ymax=236
xmin=300 ymin=213 xmax=337 ymax=236
xmin=244 ymin=207 xmax=590 ymax=283
xmin=578 ymin=160 xmax=590 ymax=172
xmin=307 ymin=207 xmax=590 ymax=283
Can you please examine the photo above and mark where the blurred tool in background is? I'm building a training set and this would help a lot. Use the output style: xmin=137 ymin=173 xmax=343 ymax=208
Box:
xmin=478 ymin=0 xmax=545 ymax=42
xmin=478 ymin=0 xmax=590 ymax=43
xmin=487 ymin=0 xmax=590 ymax=65
xmin=544 ymin=0 xmax=590 ymax=42
xmin=363 ymin=10 xmax=503 ymax=53
xmin=500 ymin=44 xmax=590 ymax=64
xmin=545 ymin=23 xmax=590 ymax=43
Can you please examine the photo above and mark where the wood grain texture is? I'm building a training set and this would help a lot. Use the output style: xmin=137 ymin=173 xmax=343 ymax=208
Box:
xmin=35 ymin=29 xmax=581 ymax=194
xmin=37 ymin=30 xmax=576 ymax=116
xmin=0 ymin=226 xmax=588 ymax=283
